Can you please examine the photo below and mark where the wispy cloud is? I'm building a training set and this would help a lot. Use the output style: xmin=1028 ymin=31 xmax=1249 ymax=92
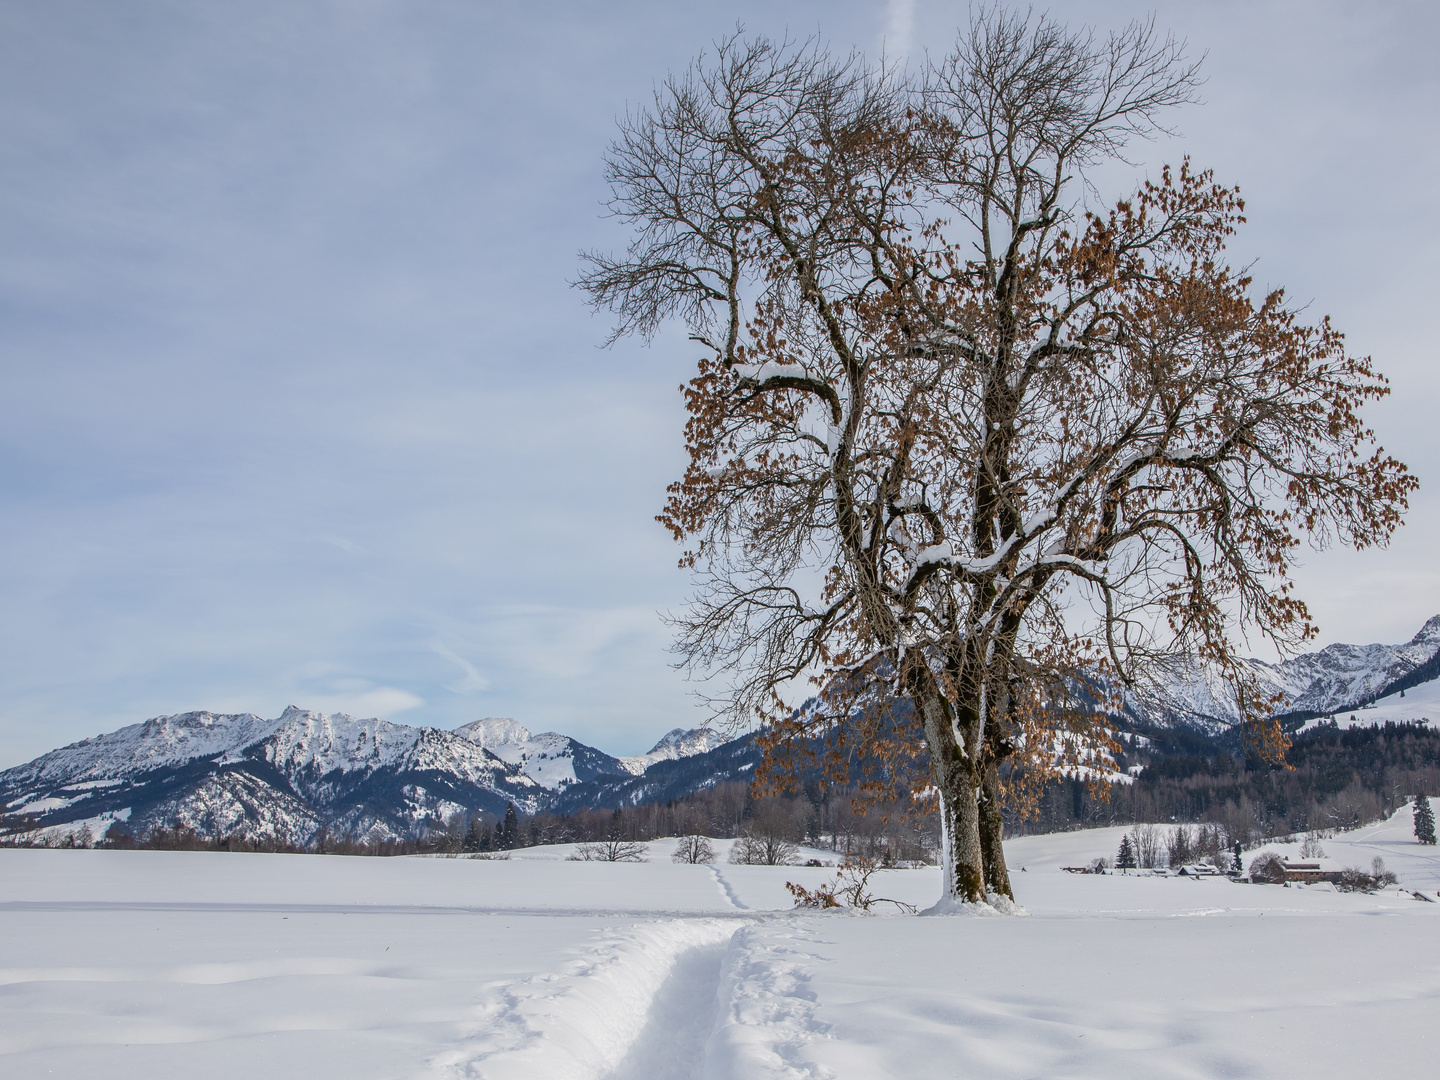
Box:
xmin=432 ymin=642 xmax=490 ymax=694
xmin=323 ymin=534 xmax=365 ymax=555
xmin=304 ymin=686 xmax=425 ymax=720
xmin=883 ymin=0 xmax=916 ymax=61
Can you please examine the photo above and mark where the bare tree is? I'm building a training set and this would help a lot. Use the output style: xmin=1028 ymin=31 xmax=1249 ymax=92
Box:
xmin=1132 ymin=823 xmax=1162 ymax=869
xmin=570 ymin=838 xmax=648 ymax=862
xmin=672 ymin=833 xmax=717 ymax=864
xmin=730 ymin=805 xmax=800 ymax=865
xmin=580 ymin=10 xmax=1413 ymax=906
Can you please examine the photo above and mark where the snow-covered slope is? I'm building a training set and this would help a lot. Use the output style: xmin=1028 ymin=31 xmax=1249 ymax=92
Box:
xmin=1299 ymin=676 xmax=1440 ymax=731
xmin=617 ymin=727 xmax=730 ymax=775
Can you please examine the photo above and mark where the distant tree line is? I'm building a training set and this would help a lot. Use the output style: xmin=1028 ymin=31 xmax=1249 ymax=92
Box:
xmin=420 ymin=780 xmax=937 ymax=866
xmin=4 ymin=778 xmax=936 ymax=863
xmin=1007 ymin=721 xmax=1440 ymax=842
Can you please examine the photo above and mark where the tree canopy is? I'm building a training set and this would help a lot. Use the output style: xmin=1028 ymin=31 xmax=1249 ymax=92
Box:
xmin=580 ymin=8 xmax=1414 ymax=906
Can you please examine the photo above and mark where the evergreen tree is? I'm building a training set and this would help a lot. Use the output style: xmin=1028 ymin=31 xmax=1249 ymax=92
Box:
xmin=498 ymin=802 xmax=519 ymax=850
xmin=1116 ymin=834 xmax=1137 ymax=871
xmin=1232 ymin=840 xmax=1245 ymax=874
xmin=1415 ymin=793 xmax=1437 ymax=845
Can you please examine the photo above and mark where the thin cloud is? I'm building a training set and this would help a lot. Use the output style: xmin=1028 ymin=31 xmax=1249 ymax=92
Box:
xmin=433 ymin=642 xmax=491 ymax=694
xmin=305 ymin=686 xmax=425 ymax=720
xmin=883 ymin=0 xmax=916 ymax=61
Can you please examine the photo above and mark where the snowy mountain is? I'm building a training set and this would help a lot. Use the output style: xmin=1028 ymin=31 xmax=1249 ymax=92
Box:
xmin=0 ymin=706 xmax=546 ymax=845
xmin=617 ymin=727 xmax=730 ymax=775
xmin=1139 ymin=616 xmax=1440 ymax=729
xmin=451 ymin=718 xmax=628 ymax=790
xmin=0 ymin=707 xmax=736 ymax=845
xmin=552 ymin=731 xmax=762 ymax=814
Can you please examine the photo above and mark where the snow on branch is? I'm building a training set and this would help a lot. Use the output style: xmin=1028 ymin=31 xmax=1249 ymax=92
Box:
xmin=731 ymin=362 xmax=844 ymax=426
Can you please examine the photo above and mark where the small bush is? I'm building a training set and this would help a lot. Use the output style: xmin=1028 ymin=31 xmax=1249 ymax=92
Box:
xmin=786 ymin=855 xmax=916 ymax=913
xmin=786 ymin=878 xmax=840 ymax=908
xmin=1334 ymin=858 xmax=1397 ymax=893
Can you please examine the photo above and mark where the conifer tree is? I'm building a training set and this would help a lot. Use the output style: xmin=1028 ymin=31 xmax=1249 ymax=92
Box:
xmin=1414 ymin=793 xmax=1436 ymax=846
xmin=498 ymin=802 xmax=519 ymax=850
xmin=1116 ymin=834 xmax=1137 ymax=871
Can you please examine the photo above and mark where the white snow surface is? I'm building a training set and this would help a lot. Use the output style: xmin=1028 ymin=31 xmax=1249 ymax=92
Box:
xmin=3 ymin=814 xmax=1437 ymax=1079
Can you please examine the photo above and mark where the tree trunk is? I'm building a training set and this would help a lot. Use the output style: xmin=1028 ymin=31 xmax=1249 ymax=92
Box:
xmin=910 ymin=669 xmax=986 ymax=904
xmin=978 ymin=760 xmax=1012 ymax=900
xmin=978 ymin=678 xmax=1017 ymax=900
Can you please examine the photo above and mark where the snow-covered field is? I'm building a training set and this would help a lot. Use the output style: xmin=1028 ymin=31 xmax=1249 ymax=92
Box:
xmin=3 ymin=809 xmax=1437 ymax=1079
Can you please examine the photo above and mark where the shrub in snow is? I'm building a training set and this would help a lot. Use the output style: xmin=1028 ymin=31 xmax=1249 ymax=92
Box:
xmin=1248 ymin=851 xmax=1287 ymax=884
xmin=1331 ymin=858 xmax=1397 ymax=893
xmin=1335 ymin=869 xmax=1379 ymax=893
xmin=671 ymin=834 xmax=716 ymax=864
xmin=786 ymin=878 xmax=840 ymax=909
xmin=1414 ymin=794 xmax=1436 ymax=845
xmin=786 ymin=855 xmax=916 ymax=913
xmin=1299 ymin=833 xmax=1328 ymax=858
xmin=569 ymin=839 xmax=648 ymax=863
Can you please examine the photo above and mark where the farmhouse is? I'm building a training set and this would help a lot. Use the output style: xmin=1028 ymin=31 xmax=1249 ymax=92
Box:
xmin=1279 ymin=859 xmax=1345 ymax=884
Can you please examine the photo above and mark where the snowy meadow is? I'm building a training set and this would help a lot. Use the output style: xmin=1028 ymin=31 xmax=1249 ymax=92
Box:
xmin=2 ymin=807 xmax=1436 ymax=1079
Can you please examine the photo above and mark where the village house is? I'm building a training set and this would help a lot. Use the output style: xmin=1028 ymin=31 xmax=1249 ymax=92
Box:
xmin=1278 ymin=859 xmax=1345 ymax=884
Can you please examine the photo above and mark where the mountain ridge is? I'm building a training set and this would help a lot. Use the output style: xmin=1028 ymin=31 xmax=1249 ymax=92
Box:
xmin=1139 ymin=615 xmax=1440 ymax=729
xmin=0 ymin=705 xmax=730 ymax=845
xmin=5 ymin=616 xmax=1439 ymax=845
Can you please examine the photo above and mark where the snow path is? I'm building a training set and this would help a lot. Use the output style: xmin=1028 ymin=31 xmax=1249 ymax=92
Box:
xmin=438 ymin=918 xmax=745 ymax=1080
xmin=709 ymin=864 xmax=748 ymax=910
xmin=606 ymin=939 xmax=731 ymax=1080
xmin=707 ymin=919 xmax=833 ymax=1079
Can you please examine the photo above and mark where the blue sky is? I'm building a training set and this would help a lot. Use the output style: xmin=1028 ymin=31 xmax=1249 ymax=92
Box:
xmin=1 ymin=0 xmax=1437 ymax=766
